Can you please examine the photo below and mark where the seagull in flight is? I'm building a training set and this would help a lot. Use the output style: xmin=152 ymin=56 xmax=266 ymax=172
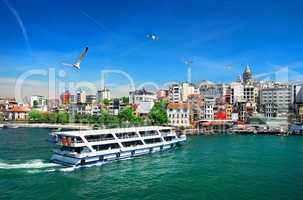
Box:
xmin=146 ymin=33 xmax=159 ymax=41
xmin=62 ymin=47 xmax=88 ymax=70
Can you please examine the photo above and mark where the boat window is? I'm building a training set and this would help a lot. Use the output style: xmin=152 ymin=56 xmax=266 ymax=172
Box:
xmin=58 ymin=136 xmax=83 ymax=145
xmin=59 ymin=146 xmax=91 ymax=153
xmin=116 ymin=132 xmax=138 ymax=139
xmin=139 ymin=130 xmax=158 ymax=137
xmin=163 ymin=136 xmax=176 ymax=142
xmin=159 ymin=129 xmax=171 ymax=136
xmin=121 ymin=140 xmax=143 ymax=147
xmin=144 ymin=138 xmax=162 ymax=144
xmin=85 ymin=134 xmax=114 ymax=142
xmin=92 ymin=143 xmax=120 ymax=151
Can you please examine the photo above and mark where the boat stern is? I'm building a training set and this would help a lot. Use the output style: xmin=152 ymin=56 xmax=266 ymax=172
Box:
xmin=51 ymin=153 xmax=81 ymax=166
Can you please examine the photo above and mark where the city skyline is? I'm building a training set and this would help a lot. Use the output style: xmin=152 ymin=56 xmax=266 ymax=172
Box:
xmin=1 ymin=0 xmax=303 ymax=98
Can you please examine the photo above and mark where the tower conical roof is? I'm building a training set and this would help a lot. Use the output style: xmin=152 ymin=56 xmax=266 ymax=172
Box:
xmin=244 ymin=65 xmax=251 ymax=73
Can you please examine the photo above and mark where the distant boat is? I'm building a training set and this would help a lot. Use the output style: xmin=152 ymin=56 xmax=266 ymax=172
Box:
xmin=10 ymin=125 xmax=19 ymax=129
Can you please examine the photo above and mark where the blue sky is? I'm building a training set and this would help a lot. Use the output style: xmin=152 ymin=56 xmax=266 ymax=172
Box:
xmin=1 ymin=0 xmax=303 ymax=97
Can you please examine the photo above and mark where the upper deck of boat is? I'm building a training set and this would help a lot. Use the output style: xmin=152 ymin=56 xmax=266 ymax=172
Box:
xmin=54 ymin=126 xmax=175 ymax=137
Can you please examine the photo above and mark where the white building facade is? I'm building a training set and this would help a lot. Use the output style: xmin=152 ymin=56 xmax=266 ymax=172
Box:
xmin=97 ymin=89 xmax=111 ymax=103
xmin=260 ymin=85 xmax=292 ymax=117
xmin=167 ymin=103 xmax=190 ymax=127
xmin=169 ymin=83 xmax=198 ymax=103
xmin=129 ymin=89 xmax=156 ymax=115
xmin=30 ymin=95 xmax=48 ymax=112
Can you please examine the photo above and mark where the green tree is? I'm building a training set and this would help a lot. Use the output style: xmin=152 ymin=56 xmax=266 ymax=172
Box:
xmin=98 ymin=109 xmax=111 ymax=125
xmin=108 ymin=115 xmax=120 ymax=128
xmin=29 ymin=110 xmax=43 ymax=122
xmin=40 ymin=112 xmax=49 ymax=122
xmin=118 ymin=106 xmax=144 ymax=126
xmin=133 ymin=115 xmax=143 ymax=126
xmin=0 ymin=112 xmax=4 ymax=122
xmin=118 ymin=107 xmax=136 ymax=122
xmin=47 ymin=112 xmax=58 ymax=123
xmin=102 ymin=99 xmax=111 ymax=106
xmin=122 ymin=96 xmax=129 ymax=104
xmin=57 ymin=111 xmax=69 ymax=124
xmin=148 ymin=100 xmax=168 ymax=125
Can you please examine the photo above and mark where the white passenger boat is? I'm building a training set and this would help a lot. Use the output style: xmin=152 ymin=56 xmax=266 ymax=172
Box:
xmin=50 ymin=126 xmax=186 ymax=166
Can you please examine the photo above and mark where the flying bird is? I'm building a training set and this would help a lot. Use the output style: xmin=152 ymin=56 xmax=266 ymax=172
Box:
xmin=62 ymin=47 xmax=88 ymax=70
xmin=146 ymin=33 xmax=159 ymax=41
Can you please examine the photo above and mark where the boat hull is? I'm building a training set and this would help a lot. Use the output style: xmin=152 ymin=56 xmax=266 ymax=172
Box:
xmin=51 ymin=141 xmax=184 ymax=166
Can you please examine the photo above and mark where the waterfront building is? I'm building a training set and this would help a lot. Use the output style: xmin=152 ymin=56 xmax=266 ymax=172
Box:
xmin=60 ymin=91 xmax=73 ymax=105
xmin=86 ymin=94 xmax=97 ymax=105
xmin=231 ymin=112 xmax=239 ymax=122
xmin=70 ymin=104 xmax=92 ymax=115
xmin=129 ymin=88 xmax=156 ymax=104
xmin=129 ymin=89 xmax=156 ymax=116
xmin=225 ymin=104 xmax=233 ymax=120
xmin=30 ymin=95 xmax=48 ymax=112
xmin=168 ymin=83 xmax=198 ymax=103
xmin=243 ymin=85 xmax=258 ymax=104
xmin=235 ymin=101 xmax=255 ymax=122
xmin=294 ymin=84 xmax=303 ymax=104
xmin=169 ymin=84 xmax=182 ymax=103
xmin=187 ymin=94 xmax=204 ymax=122
xmin=97 ymin=88 xmax=111 ymax=103
xmin=214 ymin=111 xmax=227 ymax=120
xmin=107 ymin=98 xmax=127 ymax=116
xmin=77 ymin=90 xmax=86 ymax=104
xmin=91 ymin=105 xmax=101 ymax=116
xmin=199 ymin=81 xmax=228 ymax=104
xmin=157 ymin=89 xmax=169 ymax=100
xmin=293 ymin=84 xmax=303 ymax=121
xmin=167 ymin=103 xmax=190 ymax=127
xmin=203 ymin=96 xmax=215 ymax=120
xmin=69 ymin=94 xmax=76 ymax=104
xmin=3 ymin=102 xmax=30 ymax=121
xmin=230 ymin=81 xmax=244 ymax=105
xmin=0 ymin=98 xmax=15 ymax=105
xmin=260 ymin=84 xmax=292 ymax=118
xmin=47 ymin=99 xmax=60 ymax=112
xmin=181 ymin=83 xmax=197 ymax=102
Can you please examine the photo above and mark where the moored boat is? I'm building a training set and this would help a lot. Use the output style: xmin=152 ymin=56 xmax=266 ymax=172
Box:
xmin=50 ymin=126 xmax=186 ymax=166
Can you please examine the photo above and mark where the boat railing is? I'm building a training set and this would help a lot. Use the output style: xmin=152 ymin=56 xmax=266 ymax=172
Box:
xmin=86 ymin=137 xmax=115 ymax=142
xmin=140 ymin=133 xmax=159 ymax=137
xmin=58 ymin=140 xmax=84 ymax=146
xmin=117 ymin=135 xmax=139 ymax=139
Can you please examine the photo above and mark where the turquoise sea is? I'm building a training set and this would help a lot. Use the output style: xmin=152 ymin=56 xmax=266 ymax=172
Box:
xmin=0 ymin=128 xmax=303 ymax=200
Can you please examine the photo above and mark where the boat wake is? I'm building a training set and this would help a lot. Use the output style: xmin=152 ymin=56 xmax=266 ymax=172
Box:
xmin=0 ymin=159 xmax=60 ymax=170
xmin=0 ymin=159 xmax=123 ymax=173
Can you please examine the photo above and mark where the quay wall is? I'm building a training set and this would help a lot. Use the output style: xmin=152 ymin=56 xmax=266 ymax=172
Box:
xmin=1 ymin=123 xmax=92 ymax=130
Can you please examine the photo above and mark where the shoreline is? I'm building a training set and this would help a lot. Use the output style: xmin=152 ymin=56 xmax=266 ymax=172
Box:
xmin=1 ymin=123 xmax=302 ymax=136
xmin=183 ymin=129 xmax=303 ymax=136
xmin=0 ymin=123 xmax=93 ymax=130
